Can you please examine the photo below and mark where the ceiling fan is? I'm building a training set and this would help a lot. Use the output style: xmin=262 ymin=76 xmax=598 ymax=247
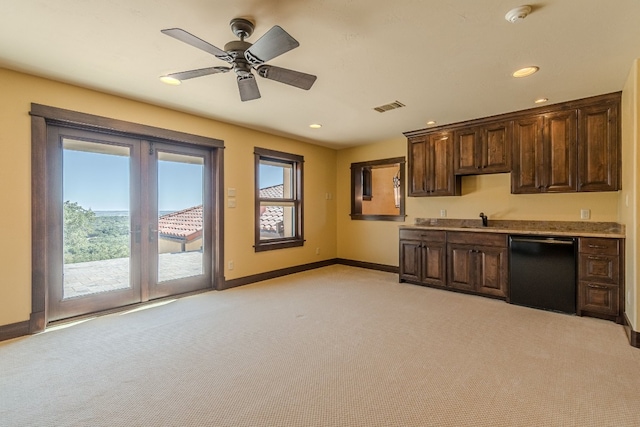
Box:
xmin=160 ymin=18 xmax=317 ymax=102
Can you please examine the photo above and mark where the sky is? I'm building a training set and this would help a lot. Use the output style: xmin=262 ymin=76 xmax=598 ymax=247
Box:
xmin=63 ymin=149 xmax=284 ymax=212
xmin=63 ymin=150 xmax=203 ymax=212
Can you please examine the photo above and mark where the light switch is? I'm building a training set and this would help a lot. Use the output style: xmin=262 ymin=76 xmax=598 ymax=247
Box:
xmin=228 ymin=188 xmax=236 ymax=197
xmin=228 ymin=198 xmax=236 ymax=208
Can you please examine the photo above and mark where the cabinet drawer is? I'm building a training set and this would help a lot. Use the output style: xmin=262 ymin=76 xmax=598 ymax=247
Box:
xmin=447 ymin=232 xmax=507 ymax=247
xmin=399 ymin=229 xmax=446 ymax=242
xmin=578 ymin=281 xmax=619 ymax=316
xmin=579 ymin=238 xmax=619 ymax=256
xmin=578 ymin=254 xmax=619 ymax=284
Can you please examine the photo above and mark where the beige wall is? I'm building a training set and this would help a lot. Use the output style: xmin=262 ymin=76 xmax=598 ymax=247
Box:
xmin=0 ymin=68 xmax=337 ymax=327
xmin=620 ymin=59 xmax=639 ymax=329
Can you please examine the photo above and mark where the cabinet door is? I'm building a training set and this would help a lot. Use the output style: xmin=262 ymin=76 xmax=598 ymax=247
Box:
xmin=399 ymin=239 xmax=422 ymax=282
xmin=544 ymin=110 xmax=577 ymax=192
xmin=422 ymin=241 xmax=446 ymax=287
xmin=475 ymin=246 xmax=508 ymax=298
xmin=408 ymin=137 xmax=429 ymax=196
xmin=578 ymin=101 xmax=620 ymax=191
xmin=512 ymin=116 xmax=544 ymax=193
xmin=447 ymin=244 xmax=474 ymax=291
xmin=454 ymin=127 xmax=481 ymax=174
xmin=430 ymin=131 xmax=460 ymax=196
xmin=482 ymin=121 xmax=512 ymax=174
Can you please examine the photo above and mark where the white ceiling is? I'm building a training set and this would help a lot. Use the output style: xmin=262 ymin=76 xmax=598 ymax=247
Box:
xmin=2 ymin=1 xmax=640 ymax=149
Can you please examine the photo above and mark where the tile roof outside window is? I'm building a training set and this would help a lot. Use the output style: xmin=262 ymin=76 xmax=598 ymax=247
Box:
xmin=259 ymin=184 xmax=284 ymax=234
xmin=158 ymin=205 xmax=203 ymax=242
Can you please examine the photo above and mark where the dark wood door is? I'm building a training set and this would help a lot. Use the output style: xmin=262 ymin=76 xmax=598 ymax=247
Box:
xmin=512 ymin=115 xmax=544 ymax=193
xmin=430 ymin=131 xmax=460 ymax=196
xmin=578 ymin=101 xmax=620 ymax=191
xmin=475 ymin=246 xmax=508 ymax=298
xmin=399 ymin=239 xmax=422 ymax=283
xmin=543 ymin=110 xmax=577 ymax=192
xmin=422 ymin=241 xmax=447 ymax=287
xmin=481 ymin=121 xmax=512 ymax=173
xmin=408 ymin=136 xmax=429 ymax=196
xmin=448 ymin=244 xmax=475 ymax=291
xmin=454 ymin=127 xmax=481 ymax=174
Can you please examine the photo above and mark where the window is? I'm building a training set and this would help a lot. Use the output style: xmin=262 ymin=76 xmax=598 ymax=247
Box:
xmin=254 ymin=147 xmax=304 ymax=251
xmin=350 ymin=157 xmax=406 ymax=221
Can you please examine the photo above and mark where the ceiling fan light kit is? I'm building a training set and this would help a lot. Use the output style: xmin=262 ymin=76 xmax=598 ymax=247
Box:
xmin=160 ymin=17 xmax=317 ymax=102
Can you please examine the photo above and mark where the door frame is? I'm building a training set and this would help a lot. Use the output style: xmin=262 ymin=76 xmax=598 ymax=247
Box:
xmin=29 ymin=103 xmax=225 ymax=333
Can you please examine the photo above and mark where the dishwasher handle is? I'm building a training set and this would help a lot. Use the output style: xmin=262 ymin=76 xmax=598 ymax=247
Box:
xmin=510 ymin=237 xmax=575 ymax=245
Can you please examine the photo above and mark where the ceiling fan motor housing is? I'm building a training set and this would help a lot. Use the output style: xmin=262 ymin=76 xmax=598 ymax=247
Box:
xmin=224 ymin=40 xmax=254 ymax=77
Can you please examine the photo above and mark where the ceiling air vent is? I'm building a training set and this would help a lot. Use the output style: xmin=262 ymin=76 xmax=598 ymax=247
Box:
xmin=373 ymin=100 xmax=405 ymax=113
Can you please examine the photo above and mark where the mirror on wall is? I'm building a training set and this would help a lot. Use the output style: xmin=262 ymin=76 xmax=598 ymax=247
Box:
xmin=350 ymin=157 xmax=406 ymax=221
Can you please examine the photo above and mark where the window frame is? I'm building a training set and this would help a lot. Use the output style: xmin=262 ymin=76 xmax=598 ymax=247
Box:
xmin=254 ymin=147 xmax=304 ymax=252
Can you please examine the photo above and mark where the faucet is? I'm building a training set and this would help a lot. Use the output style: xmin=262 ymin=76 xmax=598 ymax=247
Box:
xmin=479 ymin=212 xmax=488 ymax=227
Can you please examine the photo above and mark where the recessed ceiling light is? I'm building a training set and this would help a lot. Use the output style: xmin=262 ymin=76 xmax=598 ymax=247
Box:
xmin=309 ymin=123 xmax=322 ymax=129
xmin=534 ymin=97 xmax=548 ymax=104
xmin=160 ymin=75 xmax=181 ymax=85
xmin=426 ymin=121 xmax=437 ymax=126
xmin=512 ymin=66 xmax=539 ymax=78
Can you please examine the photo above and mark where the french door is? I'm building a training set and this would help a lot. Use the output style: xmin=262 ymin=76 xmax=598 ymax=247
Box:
xmin=47 ymin=126 xmax=214 ymax=322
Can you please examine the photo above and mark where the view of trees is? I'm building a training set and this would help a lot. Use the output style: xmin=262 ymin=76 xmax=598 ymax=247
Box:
xmin=63 ymin=201 xmax=130 ymax=264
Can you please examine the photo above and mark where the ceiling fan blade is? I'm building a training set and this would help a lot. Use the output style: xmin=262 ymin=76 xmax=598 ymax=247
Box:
xmin=237 ymin=75 xmax=261 ymax=101
xmin=256 ymin=65 xmax=317 ymax=90
xmin=244 ymin=26 xmax=299 ymax=65
xmin=164 ymin=66 xmax=231 ymax=81
xmin=161 ymin=28 xmax=231 ymax=61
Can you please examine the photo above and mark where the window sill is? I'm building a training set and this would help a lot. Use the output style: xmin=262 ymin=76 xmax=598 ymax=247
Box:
xmin=254 ymin=239 xmax=305 ymax=252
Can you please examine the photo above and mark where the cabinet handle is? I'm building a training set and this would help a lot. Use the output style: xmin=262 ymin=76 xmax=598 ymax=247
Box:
xmin=588 ymin=244 xmax=607 ymax=249
xmin=587 ymin=256 xmax=606 ymax=260
xmin=587 ymin=284 xmax=610 ymax=290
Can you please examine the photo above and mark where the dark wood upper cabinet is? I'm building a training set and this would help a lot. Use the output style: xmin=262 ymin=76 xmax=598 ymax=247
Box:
xmin=454 ymin=121 xmax=512 ymax=175
xmin=512 ymin=110 xmax=577 ymax=193
xmin=407 ymin=131 xmax=461 ymax=197
xmin=578 ymin=100 xmax=620 ymax=192
xmin=405 ymin=92 xmax=621 ymax=196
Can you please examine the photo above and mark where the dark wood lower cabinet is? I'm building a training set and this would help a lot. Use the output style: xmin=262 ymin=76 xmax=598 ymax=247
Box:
xmin=399 ymin=229 xmax=507 ymax=299
xmin=399 ymin=229 xmax=446 ymax=287
xmin=577 ymin=237 xmax=624 ymax=323
xmin=447 ymin=232 xmax=508 ymax=299
xmin=400 ymin=230 xmax=624 ymax=324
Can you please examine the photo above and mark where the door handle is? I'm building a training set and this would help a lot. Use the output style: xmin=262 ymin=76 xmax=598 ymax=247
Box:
xmin=149 ymin=224 xmax=158 ymax=242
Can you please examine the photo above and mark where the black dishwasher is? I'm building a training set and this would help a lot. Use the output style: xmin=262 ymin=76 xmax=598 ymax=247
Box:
xmin=509 ymin=236 xmax=577 ymax=314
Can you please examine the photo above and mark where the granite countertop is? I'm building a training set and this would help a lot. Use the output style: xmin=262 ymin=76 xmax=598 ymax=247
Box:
xmin=401 ymin=218 xmax=625 ymax=238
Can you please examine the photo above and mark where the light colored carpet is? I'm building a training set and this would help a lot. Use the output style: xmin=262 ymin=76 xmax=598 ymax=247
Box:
xmin=1 ymin=265 xmax=639 ymax=426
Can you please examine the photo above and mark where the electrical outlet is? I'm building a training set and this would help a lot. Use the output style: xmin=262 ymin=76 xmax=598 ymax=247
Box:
xmin=315 ymin=247 xmax=320 ymax=255
xmin=228 ymin=198 xmax=236 ymax=208
xmin=440 ymin=209 xmax=447 ymax=218
xmin=228 ymin=261 xmax=234 ymax=270
xmin=227 ymin=187 xmax=236 ymax=197
xmin=580 ymin=209 xmax=590 ymax=220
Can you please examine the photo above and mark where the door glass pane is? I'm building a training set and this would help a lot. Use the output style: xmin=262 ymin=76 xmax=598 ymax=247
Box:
xmin=62 ymin=139 xmax=131 ymax=299
xmin=157 ymin=152 xmax=204 ymax=282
